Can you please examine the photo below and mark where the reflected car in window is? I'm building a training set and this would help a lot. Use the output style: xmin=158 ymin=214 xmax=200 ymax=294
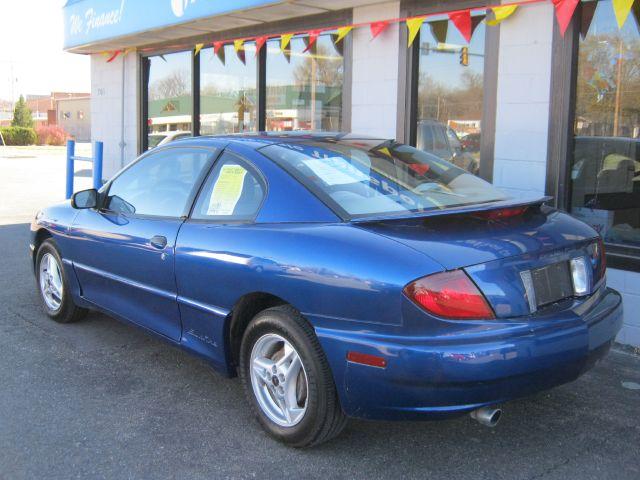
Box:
xmin=30 ymin=133 xmax=622 ymax=447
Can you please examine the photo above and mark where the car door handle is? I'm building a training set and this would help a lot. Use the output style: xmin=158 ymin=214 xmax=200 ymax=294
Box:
xmin=149 ymin=235 xmax=167 ymax=249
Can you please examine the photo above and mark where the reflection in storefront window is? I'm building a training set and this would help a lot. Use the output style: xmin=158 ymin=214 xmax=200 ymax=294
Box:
xmin=265 ymin=34 xmax=343 ymax=131
xmin=200 ymin=43 xmax=257 ymax=135
xmin=415 ymin=17 xmax=485 ymax=176
xmin=146 ymin=51 xmax=192 ymax=149
xmin=571 ymin=1 xmax=640 ymax=250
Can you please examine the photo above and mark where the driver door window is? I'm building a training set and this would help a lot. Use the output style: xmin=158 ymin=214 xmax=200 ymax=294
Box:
xmin=105 ymin=148 xmax=214 ymax=217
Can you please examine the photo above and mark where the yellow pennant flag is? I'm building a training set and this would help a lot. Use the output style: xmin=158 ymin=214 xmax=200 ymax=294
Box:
xmin=486 ymin=5 xmax=518 ymax=26
xmin=334 ymin=26 xmax=353 ymax=44
xmin=194 ymin=43 xmax=204 ymax=56
xmin=234 ymin=39 xmax=244 ymax=53
xmin=612 ymin=0 xmax=634 ymax=28
xmin=280 ymin=33 xmax=293 ymax=52
xmin=406 ymin=17 xmax=425 ymax=47
xmin=378 ymin=147 xmax=392 ymax=157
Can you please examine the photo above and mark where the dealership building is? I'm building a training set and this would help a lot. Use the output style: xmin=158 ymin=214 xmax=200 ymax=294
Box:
xmin=63 ymin=0 xmax=640 ymax=347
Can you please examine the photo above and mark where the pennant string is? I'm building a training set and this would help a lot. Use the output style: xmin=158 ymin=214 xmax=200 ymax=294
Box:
xmin=123 ymin=0 xmax=633 ymax=60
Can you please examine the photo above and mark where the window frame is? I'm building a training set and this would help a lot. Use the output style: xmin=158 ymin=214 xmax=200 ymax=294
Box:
xmin=547 ymin=1 xmax=640 ymax=272
xmin=399 ymin=0 xmax=500 ymax=183
xmin=188 ymin=149 xmax=269 ymax=224
xmin=98 ymin=145 xmax=220 ymax=221
xmin=139 ymin=9 xmax=353 ymax=153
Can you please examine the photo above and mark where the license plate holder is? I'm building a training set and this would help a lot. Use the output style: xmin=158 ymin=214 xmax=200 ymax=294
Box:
xmin=531 ymin=261 xmax=573 ymax=308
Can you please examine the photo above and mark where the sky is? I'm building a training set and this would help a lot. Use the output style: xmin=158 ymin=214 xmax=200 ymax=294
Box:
xmin=0 ymin=0 xmax=90 ymax=101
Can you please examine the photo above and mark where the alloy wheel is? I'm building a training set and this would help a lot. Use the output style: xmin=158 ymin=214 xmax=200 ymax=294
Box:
xmin=39 ymin=253 xmax=63 ymax=311
xmin=249 ymin=333 xmax=308 ymax=427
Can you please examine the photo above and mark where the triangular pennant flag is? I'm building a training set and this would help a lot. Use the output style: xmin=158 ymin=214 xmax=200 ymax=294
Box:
xmin=406 ymin=17 xmax=425 ymax=47
xmin=378 ymin=147 xmax=392 ymax=157
xmin=255 ymin=36 xmax=267 ymax=56
xmin=449 ymin=10 xmax=472 ymax=43
xmin=330 ymin=34 xmax=344 ymax=56
xmin=580 ymin=1 xmax=598 ymax=38
xmin=194 ymin=43 xmax=204 ymax=56
xmin=280 ymin=33 xmax=293 ymax=52
xmin=334 ymin=25 xmax=353 ymax=44
xmin=429 ymin=19 xmax=448 ymax=44
xmin=100 ymin=51 xmax=110 ymax=58
xmin=234 ymin=39 xmax=245 ymax=64
xmin=612 ymin=0 xmax=635 ymax=29
xmin=106 ymin=50 xmax=122 ymax=63
xmin=471 ymin=14 xmax=486 ymax=38
xmin=552 ymin=0 xmax=580 ymax=36
xmin=303 ymin=30 xmax=320 ymax=53
xmin=159 ymin=54 xmax=167 ymax=62
xmin=370 ymin=21 xmax=389 ymax=40
xmin=213 ymin=41 xmax=225 ymax=65
xmin=486 ymin=5 xmax=518 ymax=26
xmin=123 ymin=47 xmax=135 ymax=56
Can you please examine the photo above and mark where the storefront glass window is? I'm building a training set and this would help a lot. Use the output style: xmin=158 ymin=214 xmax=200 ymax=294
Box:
xmin=146 ymin=51 xmax=192 ymax=149
xmin=415 ymin=16 xmax=485 ymax=176
xmin=265 ymin=34 xmax=343 ymax=131
xmin=200 ymin=43 xmax=257 ymax=135
xmin=570 ymin=1 xmax=640 ymax=251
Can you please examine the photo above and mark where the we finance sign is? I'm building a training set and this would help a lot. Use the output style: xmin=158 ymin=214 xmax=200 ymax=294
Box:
xmin=63 ymin=0 xmax=281 ymax=50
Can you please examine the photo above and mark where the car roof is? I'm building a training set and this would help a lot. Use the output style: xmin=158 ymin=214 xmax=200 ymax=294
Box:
xmin=165 ymin=131 xmax=393 ymax=150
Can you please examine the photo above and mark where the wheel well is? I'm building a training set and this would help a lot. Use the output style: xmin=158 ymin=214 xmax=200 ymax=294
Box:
xmin=33 ymin=229 xmax=52 ymax=266
xmin=227 ymin=292 xmax=288 ymax=370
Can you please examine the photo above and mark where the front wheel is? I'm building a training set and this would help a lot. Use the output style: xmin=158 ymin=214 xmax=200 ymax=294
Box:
xmin=239 ymin=305 xmax=346 ymax=447
xmin=36 ymin=240 xmax=87 ymax=323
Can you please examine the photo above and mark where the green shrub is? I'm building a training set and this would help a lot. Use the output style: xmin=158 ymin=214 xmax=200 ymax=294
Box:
xmin=0 ymin=126 xmax=37 ymax=145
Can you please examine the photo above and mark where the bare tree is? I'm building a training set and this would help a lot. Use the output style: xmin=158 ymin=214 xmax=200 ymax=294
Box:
xmin=149 ymin=70 xmax=189 ymax=100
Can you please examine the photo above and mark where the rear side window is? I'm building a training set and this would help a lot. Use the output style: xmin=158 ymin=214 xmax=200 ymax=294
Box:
xmin=105 ymin=147 xmax=213 ymax=217
xmin=191 ymin=152 xmax=265 ymax=221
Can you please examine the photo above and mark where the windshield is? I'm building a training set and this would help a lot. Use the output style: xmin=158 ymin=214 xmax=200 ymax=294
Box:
xmin=259 ymin=139 xmax=508 ymax=219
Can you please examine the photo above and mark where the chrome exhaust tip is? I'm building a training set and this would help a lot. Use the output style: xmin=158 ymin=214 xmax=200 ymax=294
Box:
xmin=470 ymin=406 xmax=502 ymax=427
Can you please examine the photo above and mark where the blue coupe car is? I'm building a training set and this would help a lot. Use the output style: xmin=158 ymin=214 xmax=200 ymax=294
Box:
xmin=31 ymin=133 xmax=622 ymax=447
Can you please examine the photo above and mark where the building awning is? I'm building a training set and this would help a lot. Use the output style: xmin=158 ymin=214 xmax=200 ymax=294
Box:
xmin=63 ymin=0 xmax=387 ymax=54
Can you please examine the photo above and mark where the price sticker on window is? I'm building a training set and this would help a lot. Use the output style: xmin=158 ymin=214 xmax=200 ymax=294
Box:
xmin=207 ymin=164 xmax=247 ymax=215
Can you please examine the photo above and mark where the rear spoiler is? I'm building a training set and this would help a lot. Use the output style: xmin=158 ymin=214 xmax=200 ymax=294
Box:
xmin=349 ymin=196 xmax=553 ymax=223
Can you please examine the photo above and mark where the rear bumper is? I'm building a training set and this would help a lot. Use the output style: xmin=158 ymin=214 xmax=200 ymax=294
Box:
xmin=315 ymin=287 xmax=623 ymax=421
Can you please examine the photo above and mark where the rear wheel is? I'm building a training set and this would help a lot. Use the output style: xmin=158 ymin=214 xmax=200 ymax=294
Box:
xmin=239 ymin=305 xmax=347 ymax=447
xmin=36 ymin=240 xmax=87 ymax=323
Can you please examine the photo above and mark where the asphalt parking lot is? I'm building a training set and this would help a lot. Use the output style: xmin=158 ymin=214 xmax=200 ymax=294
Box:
xmin=1 ymin=148 xmax=639 ymax=479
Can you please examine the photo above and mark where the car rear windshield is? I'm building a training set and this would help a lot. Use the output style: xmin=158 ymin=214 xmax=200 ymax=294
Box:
xmin=259 ymin=139 xmax=508 ymax=219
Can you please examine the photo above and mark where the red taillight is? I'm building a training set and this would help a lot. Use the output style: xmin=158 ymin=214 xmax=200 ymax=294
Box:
xmin=474 ymin=206 xmax=528 ymax=220
xmin=404 ymin=270 xmax=495 ymax=320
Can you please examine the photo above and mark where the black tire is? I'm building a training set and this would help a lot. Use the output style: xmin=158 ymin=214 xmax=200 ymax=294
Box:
xmin=239 ymin=305 xmax=347 ymax=447
xmin=35 ymin=239 xmax=87 ymax=323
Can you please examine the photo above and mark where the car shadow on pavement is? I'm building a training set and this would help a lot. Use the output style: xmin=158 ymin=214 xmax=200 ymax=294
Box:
xmin=1 ymin=222 xmax=638 ymax=480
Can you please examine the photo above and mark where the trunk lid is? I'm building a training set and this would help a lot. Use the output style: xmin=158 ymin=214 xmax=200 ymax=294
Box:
xmin=357 ymin=199 xmax=605 ymax=318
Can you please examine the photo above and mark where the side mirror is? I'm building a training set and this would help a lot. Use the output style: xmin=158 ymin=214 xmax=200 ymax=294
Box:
xmin=71 ymin=189 xmax=98 ymax=209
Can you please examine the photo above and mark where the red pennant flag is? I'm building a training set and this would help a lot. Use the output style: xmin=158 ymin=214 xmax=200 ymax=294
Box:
xmin=255 ymin=36 xmax=267 ymax=55
xmin=303 ymin=30 xmax=320 ymax=53
xmin=552 ymin=0 xmax=580 ymax=36
xmin=448 ymin=10 xmax=472 ymax=43
xmin=370 ymin=21 xmax=389 ymax=40
xmin=213 ymin=41 xmax=225 ymax=64
xmin=106 ymin=50 xmax=122 ymax=63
